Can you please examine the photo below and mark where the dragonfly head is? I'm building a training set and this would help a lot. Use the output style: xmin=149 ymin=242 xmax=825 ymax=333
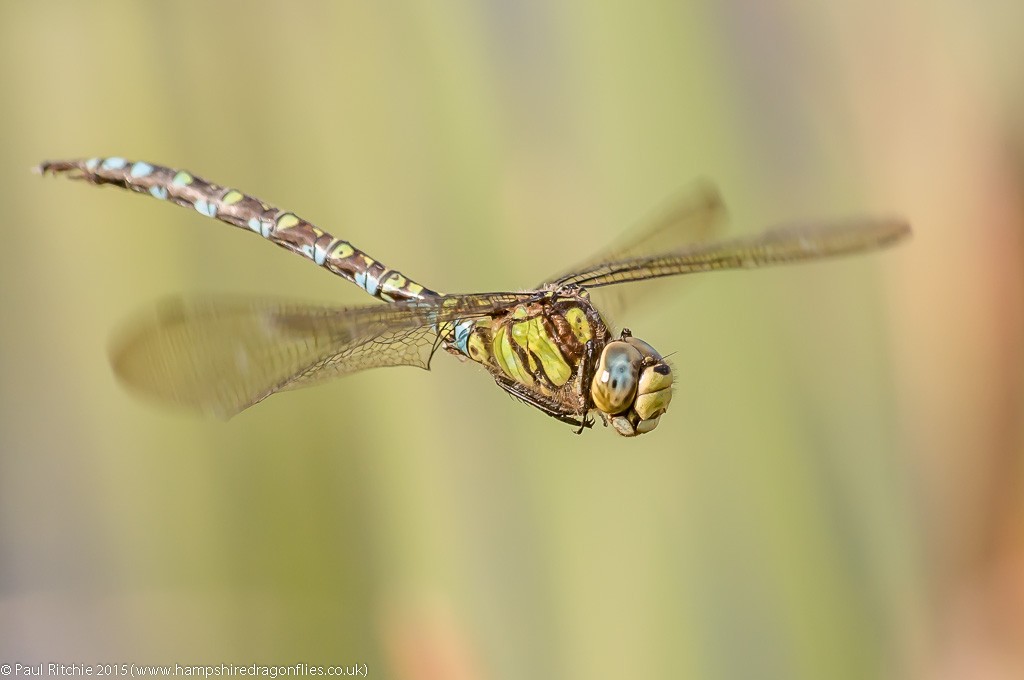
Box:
xmin=590 ymin=330 xmax=673 ymax=436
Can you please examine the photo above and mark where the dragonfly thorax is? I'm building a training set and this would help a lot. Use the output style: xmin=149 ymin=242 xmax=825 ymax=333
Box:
xmin=590 ymin=331 xmax=673 ymax=436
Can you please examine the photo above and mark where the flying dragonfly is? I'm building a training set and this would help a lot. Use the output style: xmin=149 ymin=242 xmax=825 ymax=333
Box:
xmin=36 ymin=158 xmax=910 ymax=436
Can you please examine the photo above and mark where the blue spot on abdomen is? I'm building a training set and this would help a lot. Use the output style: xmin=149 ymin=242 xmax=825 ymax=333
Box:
xmin=194 ymin=198 xmax=217 ymax=218
xmin=130 ymin=162 xmax=154 ymax=178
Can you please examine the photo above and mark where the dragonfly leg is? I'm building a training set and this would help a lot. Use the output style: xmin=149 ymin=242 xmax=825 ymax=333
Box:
xmin=493 ymin=375 xmax=588 ymax=431
xmin=573 ymin=415 xmax=595 ymax=435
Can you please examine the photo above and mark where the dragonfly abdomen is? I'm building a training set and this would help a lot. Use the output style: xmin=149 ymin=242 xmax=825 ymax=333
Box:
xmin=36 ymin=157 xmax=438 ymax=304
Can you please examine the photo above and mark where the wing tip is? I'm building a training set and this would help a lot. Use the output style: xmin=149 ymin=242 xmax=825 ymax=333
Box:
xmin=857 ymin=216 xmax=913 ymax=250
xmin=889 ymin=218 xmax=913 ymax=242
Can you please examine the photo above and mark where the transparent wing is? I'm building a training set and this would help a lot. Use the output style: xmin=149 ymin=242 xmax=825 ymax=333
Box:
xmin=552 ymin=217 xmax=911 ymax=289
xmin=541 ymin=180 xmax=727 ymax=287
xmin=278 ymin=325 xmax=443 ymax=393
xmin=110 ymin=292 xmax=535 ymax=418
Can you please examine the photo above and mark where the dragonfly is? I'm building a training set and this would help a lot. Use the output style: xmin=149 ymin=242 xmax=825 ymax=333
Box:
xmin=36 ymin=157 xmax=910 ymax=436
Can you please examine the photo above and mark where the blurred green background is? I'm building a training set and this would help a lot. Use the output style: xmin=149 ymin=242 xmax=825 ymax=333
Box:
xmin=3 ymin=1 xmax=1023 ymax=678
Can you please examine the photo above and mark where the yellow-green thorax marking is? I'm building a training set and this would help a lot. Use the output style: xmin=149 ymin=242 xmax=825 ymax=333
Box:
xmin=458 ymin=291 xmax=601 ymax=387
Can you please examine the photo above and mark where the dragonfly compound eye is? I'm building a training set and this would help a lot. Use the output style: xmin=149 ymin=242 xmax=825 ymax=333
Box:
xmin=600 ymin=337 xmax=672 ymax=437
xmin=634 ymin=362 xmax=673 ymax=421
xmin=591 ymin=341 xmax=643 ymax=415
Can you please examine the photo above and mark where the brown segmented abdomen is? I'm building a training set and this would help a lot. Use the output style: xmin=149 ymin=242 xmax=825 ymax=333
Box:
xmin=36 ymin=157 xmax=438 ymax=304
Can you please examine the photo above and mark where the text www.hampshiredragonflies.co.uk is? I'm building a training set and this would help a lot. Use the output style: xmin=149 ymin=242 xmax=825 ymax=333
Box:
xmin=1 ymin=663 xmax=369 ymax=678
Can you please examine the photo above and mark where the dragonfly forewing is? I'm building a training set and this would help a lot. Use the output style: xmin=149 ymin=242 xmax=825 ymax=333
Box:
xmin=554 ymin=216 xmax=911 ymax=288
xmin=532 ymin=181 xmax=726 ymax=326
